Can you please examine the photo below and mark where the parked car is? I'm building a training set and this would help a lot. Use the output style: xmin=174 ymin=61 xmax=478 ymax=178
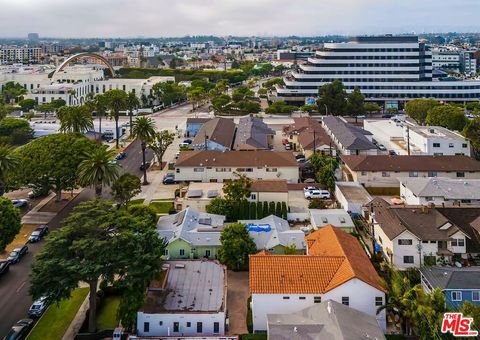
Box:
xmin=389 ymin=150 xmax=397 ymax=155
xmin=282 ymin=139 xmax=289 ymax=145
xmin=303 ymin=186 xmax=318 ymax=192
xmin=377 ymin=144 xmax=387 ymax=151
xmin=285 ymin=144 xmax=292 ymax=150
xmin=179 ymin=142 xmax=190 ymax=148
xmin=4 ymin=319 xmax=34 ymax=340
xmin=175 ymin=151 xmax=181 ymax=159
xmin=0 ymin=260 xmax=10 ymax=277
xmin=11 ymin=199 xmax=28 ymax=208
xmin=28 ymin=225 xmax=49 ymax=243
xmin=372 ymin=138 xmax=378 ymax=145
xmin=183 ymin=139 xmax=193 ymax=144
xmin=304 ymin=189 xmax=331 ymax=199
xmin=381 ymin=113 xmax=392 ymax=118
xmin=163 ymin=173 xmax=175 ymax=185
xmin=140 ymin=162 xmax=151 ymax=171
xmin=115 ymin=152 xmax=127 ymax=160
xmin=7 ymin=245 xmax=28 ymax=264
xmin=28 ymin=297 xmax=48 ymax=318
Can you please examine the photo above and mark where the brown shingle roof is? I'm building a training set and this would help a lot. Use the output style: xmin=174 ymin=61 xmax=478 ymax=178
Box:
xmin=251 ymin=179 xmax=288 ymax=193
xmin=297 ymin=130 xmax=333 ymax=151
xmin=249 ymin=225 xmax=385 ymax=294
xmin=284 ymin=117 xmax=324 ymax=135
xmin=192 ymin=118 xmax=236 ymax=149
xmin=341 ymin=155 xmax=480 ymax=172
xmin=176 ymin=150 xmax=298 ymax=167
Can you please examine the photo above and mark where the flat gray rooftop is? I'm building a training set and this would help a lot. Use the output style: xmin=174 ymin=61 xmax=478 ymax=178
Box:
xmin=142 ymin=260 xmax=226 ymax=314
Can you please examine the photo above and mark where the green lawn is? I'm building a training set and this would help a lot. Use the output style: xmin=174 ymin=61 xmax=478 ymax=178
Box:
xmin=27 ymin=287 xmax=89 ymax=340
xmin=96 ymin=296 xmax=120 ymax=330
xmin=129 ymin=199 xmax=145 ymax=205
xmin=149 ymin=201 xmax=174 ymax=214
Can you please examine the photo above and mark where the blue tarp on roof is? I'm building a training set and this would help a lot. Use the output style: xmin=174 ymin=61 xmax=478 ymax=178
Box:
xmin=246 ymin=223 xmax=272 ymax=232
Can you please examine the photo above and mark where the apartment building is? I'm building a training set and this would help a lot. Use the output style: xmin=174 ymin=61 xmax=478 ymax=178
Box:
xmin=0 ymin=46 xmax=42 ymax=64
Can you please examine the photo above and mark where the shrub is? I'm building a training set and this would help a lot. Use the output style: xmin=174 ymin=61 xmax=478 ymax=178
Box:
xmin=262 ymin=201 xmax=269 ymax=218
xmin=275 ymin=202 xmax=282 ymax=217
xmin=268 ymin=202 xmax=275 ymax=216
xmin=281 ymin=202 xmax=288 ymax=220
xmin=257 ymin=201 xmax=263 ymax=219
xmin=249 ymin=202 xmax=257 ymax=219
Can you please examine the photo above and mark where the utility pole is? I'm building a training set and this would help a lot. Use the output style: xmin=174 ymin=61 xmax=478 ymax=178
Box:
xmin=406 ymin=125 xmax=410 ymax=155
xmin=313 ymin=129 xmax=316 ymax=155
xmin=324 ymin=104 xmax=328 ymax=116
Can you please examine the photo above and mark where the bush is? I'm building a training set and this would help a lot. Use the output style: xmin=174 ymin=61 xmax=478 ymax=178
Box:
xmin=281 ymin=202 xmax=288 ymax=220
xmin=242 ymin=200 xmax=250 ymax=219
xmin=308 ymin=198 xmax=326 ymax=209
xmin=275 ymin=202 xmax=282 ymax=217
xmin=249 ymin=202 xmax=257 ymax=219
xmin=256 ymin=201 xmax=263 ymax=219
xmin=265 ymin=101 xmax=296 ymax=114
xmin=268 ymin=202 xmax=275 ymax=216
xmin=262 ymin=201 xmax=269 ymax=218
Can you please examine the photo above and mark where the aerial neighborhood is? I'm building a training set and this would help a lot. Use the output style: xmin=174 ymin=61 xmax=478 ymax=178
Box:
xmin=1 ymin=4 xmax=480 ymax=339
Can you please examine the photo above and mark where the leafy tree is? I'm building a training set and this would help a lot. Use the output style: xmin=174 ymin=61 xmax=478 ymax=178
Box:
xmin=211 ymin=94 xmax=231 ymax=113
xmin=0 ymin=104 xmax=15 ymax=119
xmin=148 ymin=130 xmax=175 ymax=168
xmin=308 ymin=198 xmax=326 ymax=209
xmin=309 ymin=153 xmax=338 ymax=191
xmin=364 ymin=102 xmax=382 ymax=115
xmin=18 ymin=99 xmax=36 ymax=112
xmin=262 ymin=78 xmax=284 ymax=90
xmin=268 ymin=201 xmax=275 ymax=216
xmin=15 ymin=133 xmax=96 ymax=201
xmin=0 ymin=197 xmax=21 ymax=251
xmin=104 ymin=89 xmax=128 ymax=148
xmin=132 ymin=117 xmax=157 ymax=184
xmin=262 ymin=201 xmax=269 ymax=218
xmin=461 ymin=301 xmax=480 ymax=332
xmin=57 ymin=106 xmax=94 ymax=133
xmin=1 ymin=82 xmax=26 ymax=103
xmin=112 ymin=173 xmax=142 ymax=207
xmin=300 ymin=104 xmax=318 ymax=114
xmin=281 ymin=202 xmax=288 ymax=220
xmin=0 ymin=117 xmax=33 ymax=145
xmin=249 ymin=202 xmax=257 ymax=219
xmin=346 ymin=86 xmax=365 ymax=120
xmin=265 ymin=101 xmax=296 ymax=114
xmin=37 ymin=103 xmax=55 ymax=119
xmin=126 ymin=91 xmax=140 ymax=136
xmin=223 ymin=173 xmax=252 ymax=203
xmin=405 ymin=99 xmax=440 ymax=124
xmin=232 ymin=86 xmax=255 ymax=102
xmin=317 ymin=79 xmax=347 ymax=116
xmin=0 ymin=143 xmax=19 ymax=195
xmin=218 ymin=223 xmax=257 ymax=271
xmin=51 ymin=98 xmax=66 ymax=110
xmin=205 ymin=196 xmax=230 ymax=217
xmin=152 ymin=81 xmax=186 ymax=107
xmin=463 ymin=118 xmax=480 ymax=158
xmin=86 ymin=94 xmax=108 ymax=138
xmin=284 ymin=244 xmax=297 ymax=255
xmin=187 ymin=87 xmax=206 ymax=111
xmin=77 ymin=146 xmax=119 ymax=198
xmin=426 ymin=105 xmax=468 ymax=131
xmin=236 ymin=100 xmax=261 ymax=113
xmin=29 ymin=200 xmax=166 ymax=333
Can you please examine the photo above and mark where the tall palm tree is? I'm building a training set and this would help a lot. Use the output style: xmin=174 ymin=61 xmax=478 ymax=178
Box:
xmin=104 ymin=89 xmax=128 ymax=149
xmin=77 ymin=146 xmax=119 ymax=198
xmin=132 ymin=117 xmax=156 ymax=185
xmin=126 ymin=91 xmax=140 ymax=136
xmin=57 ymin=106 xmax=94 ymax=133
xmin=0 ymin=143 xmax=19 ymax=196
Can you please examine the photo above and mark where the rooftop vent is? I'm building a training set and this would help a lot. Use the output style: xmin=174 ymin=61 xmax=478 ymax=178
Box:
xmin=175 ymin=264 xmax=185 ymax=269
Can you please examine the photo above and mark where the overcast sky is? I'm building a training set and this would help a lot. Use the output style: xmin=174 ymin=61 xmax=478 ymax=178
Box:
xmin=0 ymin=0 xmax=479 ymax=38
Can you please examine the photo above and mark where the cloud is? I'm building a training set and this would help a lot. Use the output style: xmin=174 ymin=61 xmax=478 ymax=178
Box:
xmin=0 ymin=0 xmax=478 ymax=38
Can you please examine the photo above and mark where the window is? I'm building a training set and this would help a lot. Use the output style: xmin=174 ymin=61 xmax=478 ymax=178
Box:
xmin=382 ymin=171 xmax=390 ymax=177
xmin=451 ymin=291 xmax=462 ymax=301
xmin=473 ymin=291 xmax=480 ymax=301
xmin=176 ymin=168 xmax=180 ymax=173
xmin=361 ymin=171 xmax=367 ymax=176
xmin=314 ymin=296 xmax=322 ymax=303
xmin=409 ymin=172 xmax=418 ymax=177
xmin=398 ymin=239 xmax=413 ymax=245
xmin=193 ymin=167 xmax=204 ymax=172
xmin=213 ymin=322 xmax=220 ymax=334
xmin=179 ymin=249 xmax=185 ymax=256
xmin=250 ymin=193 xmax=257 ymax=200
xmin=433 ymin=143 xmax=440 ymax=148
xmin=375 ymin=296 xmax=383 ymax=306
xmin=144 ymin=322 xmax=150 ymax=333
xmin=342 ymin=296 xmax=349 ymax=306
xmin=173 ymin=322 xmax=179 ymax=332
xmin=164 ymin=249 xmax=169 ymax=256
xmin=425 ymin=196 xmax=434 ymax=202
xmin=266 ymin=168 xmax=278 ymax=172
xmin=428 ymin=171 xmax=437 ymax=177
xmin=283 ymin=296 xmax=290 ymax=300
xmin=403 ymin=256 xmax=414 ymax=264
xmin=187 ymin=322 xmax=191 ymax=327
xmin=463 ymin=143 xmax=468 ymax=148
xmin=299 ymin=296 xmax=306 ymax=300
xmin=451 ymin=239 xmax=465 ymax=247
xmin=159 ymin=321 xmax=163 ymax=326
xmin=457 ymin=172 xmax=465 ymax=178
xmin=449 ymin=143 xmax=454 ymax=148
xmin=205 ymin=249 xmax=211 ymax=258
xmin=197 ymin=322 xmax=203 ymax=333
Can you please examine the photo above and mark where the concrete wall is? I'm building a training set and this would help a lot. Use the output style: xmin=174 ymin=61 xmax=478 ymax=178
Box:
xmin=249 ymin=191 xmax=288 ymax=204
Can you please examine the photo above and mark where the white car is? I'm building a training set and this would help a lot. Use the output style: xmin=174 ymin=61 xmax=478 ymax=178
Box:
xmin=304 ymin=189 xmax=331 ymax=199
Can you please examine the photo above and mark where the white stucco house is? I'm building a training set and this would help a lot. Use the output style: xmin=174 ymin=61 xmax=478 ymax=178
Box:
xmin=249 ymin=225 xmax=386 ymax=333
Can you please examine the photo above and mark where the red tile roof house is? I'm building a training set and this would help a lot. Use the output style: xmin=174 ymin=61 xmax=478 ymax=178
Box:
xmin=249 ymin=225 xmax=386 ymax=333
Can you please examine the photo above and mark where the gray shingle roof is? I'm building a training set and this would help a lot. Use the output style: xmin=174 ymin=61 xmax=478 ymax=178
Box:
xmin=192 ymin=117 xmax=236 ymax=149
xmin=322 ymin=116 xmax=376 ymax=151
xmin=399 ymin=177 xmax=480 ymax=200
xmin=234 ymin=116 xmax=275 ymax=150
xmin=420 ymin=266 xmax=480 ymax=290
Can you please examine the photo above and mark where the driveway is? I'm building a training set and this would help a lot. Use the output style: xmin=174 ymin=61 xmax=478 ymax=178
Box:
xmin=227 ymin=270 xmax=249 ymax=335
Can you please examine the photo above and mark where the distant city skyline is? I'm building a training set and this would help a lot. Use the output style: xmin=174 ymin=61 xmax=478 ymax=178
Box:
xmin=0 ymin=0 xmax=479 ymax=38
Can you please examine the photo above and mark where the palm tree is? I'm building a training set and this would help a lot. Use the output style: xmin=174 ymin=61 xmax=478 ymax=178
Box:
xmin=77 ymin=146 xmax=119 ymax=198
xmin=57 ymin=106 xmax=94 ymax=133
xmin=0 ymin=144 xmax=19 ymax=196
xmin=126 ymin=91 xmax=140 ymax=136
xmin=104 ymin=90 xmax=128 ymax=149
xmin=132 ymin=117 xmax=156 ymax=185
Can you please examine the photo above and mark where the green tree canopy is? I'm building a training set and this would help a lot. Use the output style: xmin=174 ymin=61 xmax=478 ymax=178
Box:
xmin=149 ymin=130 xmax=175 ymax=167
xmin=0 ymin=197 xmax=21 ymax=251
xmin=317 ymin=79 xmax=347 ymax=115
xmin=15 ymin=133 xmax=96 ymax=201
xmin=51 ymin=98 xmax=66 ymax=109
xmin=232 ymin=86 xmax=255 ymax=102
xmin=223 ymin=173 xmax=252 ymax=203
xmin=405 ymin=99 xmax=440 ymax=124
xmin=29 ymin=200 xmax=166 ymax=332
xmin=463 ymin=118 xmax=480 ymax=158
xmin=0 ymin=117 xmax=33 ymax=145
xmin=1 ymin=81 xmax=27 ymax=103
xmin=364 ymin=102 xmax=382 ymax=114
xmin=18 ymin=98 xmax=36 ymax=112
xmin=57 ymin=106 xmax=94 ymax=133
xmin=309 ymin=153 xmax=339 ymax=191
xmin=0 ymin=143 xmax=19 ymax=195
xmin=218 ymin=222 xmax=257 ymax=271
xmin=132 ymin=116 xmax=157 ymax=184
xmin=265 ymin=101 xmax=296 ymax=114
xmin=426 ymin=105 xmax=468 ymax=131
xmin=104 ymin=89 xmax=128 ymax=148
xmin=346 ymin=86 xmax=365 ymax=117
xmin=152 ymin=81 xmax=186 ymax=106
xmin=111 ymin=173 xmax=142 ymax=207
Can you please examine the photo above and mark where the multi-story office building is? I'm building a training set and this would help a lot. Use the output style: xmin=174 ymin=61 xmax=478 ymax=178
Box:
xmin=432 ymin=49 xmax=460 ymax=73
xmin=274 ymin=36 xmax=480 ymax=107
xmin=461 ymin=51 xmax=477 ymax=76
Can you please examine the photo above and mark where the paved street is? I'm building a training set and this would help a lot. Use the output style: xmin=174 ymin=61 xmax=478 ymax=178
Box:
xmin=0 ymin=136 xmax=152 ymax=338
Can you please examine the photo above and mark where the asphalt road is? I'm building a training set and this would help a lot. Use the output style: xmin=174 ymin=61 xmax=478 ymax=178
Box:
xmin=0 ymin=138 xmax=154 ymax=337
